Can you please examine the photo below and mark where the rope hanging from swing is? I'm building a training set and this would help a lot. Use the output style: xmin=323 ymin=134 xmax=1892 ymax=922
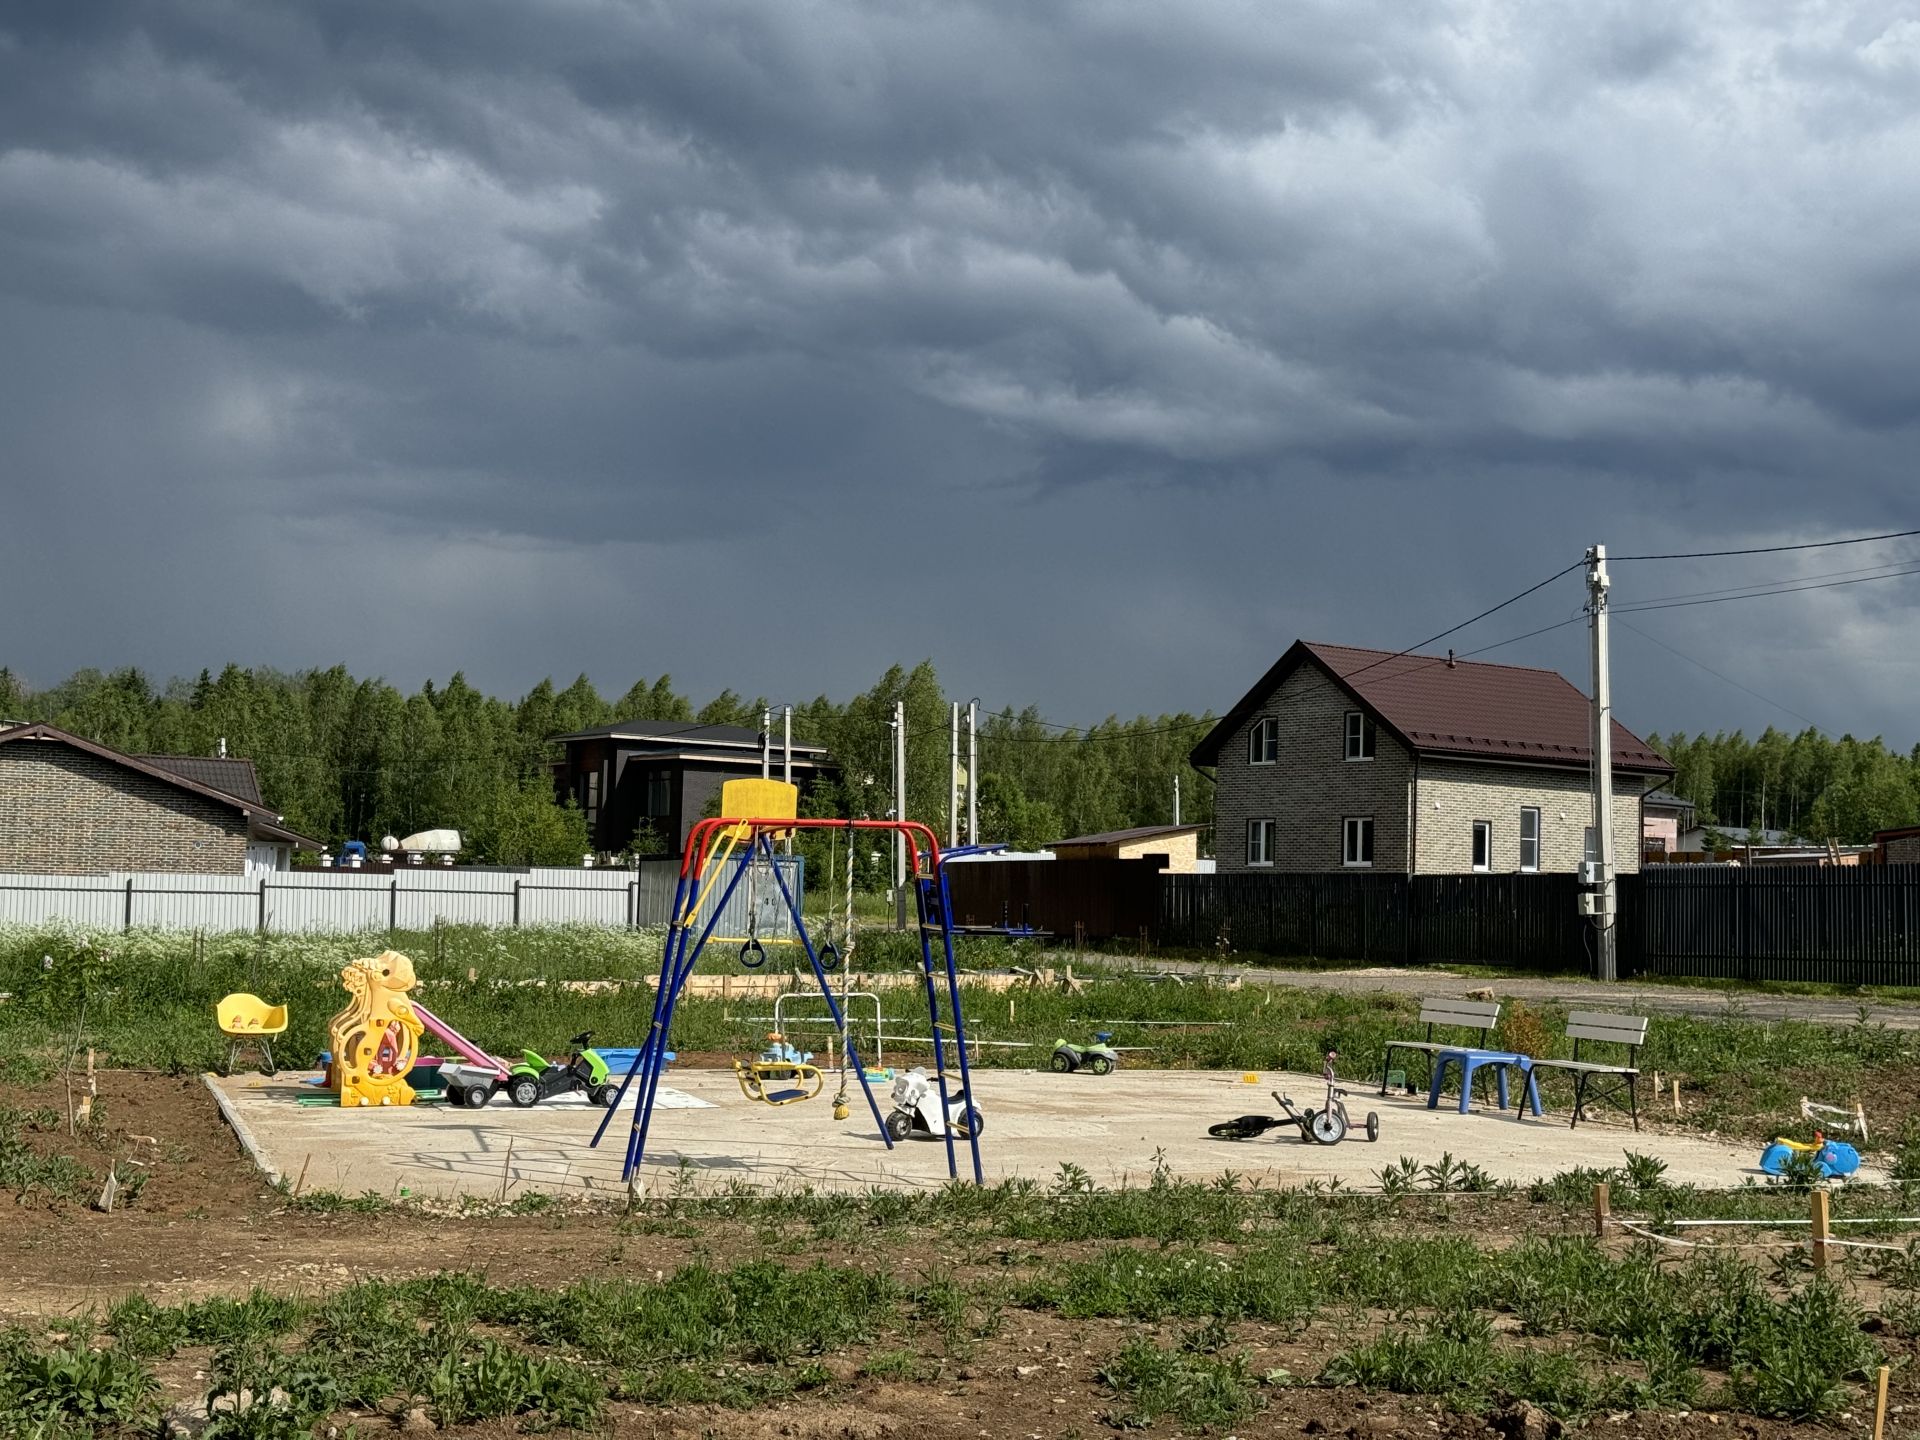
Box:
xmin=832 ymin=818 xmax=857 ymax=1117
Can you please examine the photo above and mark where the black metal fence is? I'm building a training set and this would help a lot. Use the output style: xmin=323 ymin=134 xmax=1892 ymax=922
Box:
xmin=1160 ymin=871 xmax=1580 ymax=968
xmin=1620 ymin=863 xmax=1920 ymax=986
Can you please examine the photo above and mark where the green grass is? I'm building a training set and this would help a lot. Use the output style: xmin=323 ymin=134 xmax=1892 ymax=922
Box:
xmin=5 ymin=922 xmax=1918 ymax=1149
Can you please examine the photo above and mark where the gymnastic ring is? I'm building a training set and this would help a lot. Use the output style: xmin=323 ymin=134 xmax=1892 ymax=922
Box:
xmin=818 ymin=941 xmax=842 ymax=973
xmin=740 ymin=939 xmax=767 ymax=969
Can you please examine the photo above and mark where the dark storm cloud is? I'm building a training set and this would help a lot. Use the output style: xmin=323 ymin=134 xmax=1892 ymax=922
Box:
xmin=2 ymin=1 xmax=1918 ymax=740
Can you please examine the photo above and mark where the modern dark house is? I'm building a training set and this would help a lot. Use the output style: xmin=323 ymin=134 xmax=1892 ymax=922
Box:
xmin=552 ymin=721 xmax=832 ymax=857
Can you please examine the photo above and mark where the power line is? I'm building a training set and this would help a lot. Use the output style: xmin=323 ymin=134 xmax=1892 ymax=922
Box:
xmin=1614 ymin=618 xmax=1830 ymax=736
xmin=1614 ymin=564 xmax=1920 ymax=616
xmin=1613 ymin=527 xmax=1920 ymax=561
xmin=1621 ymin=556 xmax=1920 ymax=609
xmin=1337 ymin=561 xmax=1586 ymax=686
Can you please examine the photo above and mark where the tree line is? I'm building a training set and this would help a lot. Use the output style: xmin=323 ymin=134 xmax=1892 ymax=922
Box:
xmin=0 ymin=662 xmax=1214 ymax=872
xmin=1647 ymin=727 xmax=1920 ymax=845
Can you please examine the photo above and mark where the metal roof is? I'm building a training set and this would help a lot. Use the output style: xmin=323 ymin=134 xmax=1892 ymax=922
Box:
xmin=136 ymin=754 xmax=265 ymax=806
xmin=552 ymin=719 xmax=828 ymax=753
xmin=1053 ymin=824 xmax=1203 ymax=848
xmin=1190 ymin=639 xmax=1673 ymax=775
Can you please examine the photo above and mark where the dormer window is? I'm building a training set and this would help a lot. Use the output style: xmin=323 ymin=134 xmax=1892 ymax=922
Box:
xmin=1343 ymin=711 xmax=1376 ymax=761
xmin=1248 ymin=717 xmax=1278 ymax=765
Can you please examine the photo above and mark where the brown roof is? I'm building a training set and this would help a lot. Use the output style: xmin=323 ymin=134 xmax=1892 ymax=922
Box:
xmin=137 ymin=754 xmax=266 ymax=807
xmin=0 ymin=723 xmax=319 ymax=848
xmin=1053 ymin=824 xmax=1203 ymax=848
xmin=1190 ymin=640 xmax=1672 ymax=775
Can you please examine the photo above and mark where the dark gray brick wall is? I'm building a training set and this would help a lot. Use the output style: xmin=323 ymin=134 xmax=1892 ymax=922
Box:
xmin=0 ymin=745 xmax=248 ymax=875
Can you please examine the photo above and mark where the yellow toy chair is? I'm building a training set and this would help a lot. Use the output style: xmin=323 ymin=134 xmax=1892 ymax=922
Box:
xmin=216 ymin=993 xmax=288 ymax=1076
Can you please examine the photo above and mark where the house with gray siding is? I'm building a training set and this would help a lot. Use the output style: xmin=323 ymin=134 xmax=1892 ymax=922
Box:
xmin=1189 ymin=641 xmax=1673 ymax=875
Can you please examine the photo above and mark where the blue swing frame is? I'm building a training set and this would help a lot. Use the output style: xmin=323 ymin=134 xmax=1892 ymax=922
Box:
xmin=590 ymin=818 xmax=985 ymax=1187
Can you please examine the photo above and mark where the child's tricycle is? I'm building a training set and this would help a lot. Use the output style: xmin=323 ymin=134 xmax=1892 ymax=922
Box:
xmin=1207 ymin=1051 xmax=1379 ymax=1145
xmin=1050 ymin=1033 xmax=1119 ymax=1075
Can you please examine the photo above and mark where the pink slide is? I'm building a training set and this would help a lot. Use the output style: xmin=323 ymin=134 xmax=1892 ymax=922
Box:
xmin=412 ymin=1000 xmax=509 ymax=1079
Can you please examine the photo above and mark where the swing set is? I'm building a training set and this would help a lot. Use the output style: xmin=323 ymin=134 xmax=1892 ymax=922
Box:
xmin=589 ymin=778 xmax=985 ymax=1187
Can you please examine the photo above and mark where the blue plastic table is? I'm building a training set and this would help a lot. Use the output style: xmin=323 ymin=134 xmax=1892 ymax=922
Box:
xmin=1426 ymin=1048 xmax=1542 ymax=1116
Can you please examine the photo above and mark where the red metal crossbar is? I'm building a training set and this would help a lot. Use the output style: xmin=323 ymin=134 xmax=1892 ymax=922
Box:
xmin=680 ymin=817 xmax=944 ymax=882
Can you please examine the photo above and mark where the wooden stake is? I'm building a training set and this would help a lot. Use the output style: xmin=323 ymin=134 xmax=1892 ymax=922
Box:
xmin=292 ymin=1152 xmax=313 ymax=1199
xmin=499 ymin=1137 xmax=515 ymax=1202
xmin=1810 ymin=1188 xmax=1831 ymax=1271
xmin=1592 ymin=1181 xmax=1611 ymax=1239
xmin=1671 ymin=1079 xmax=1681 ymax=1115
xmin=1872 ymin=1363 xmax=1890 ymax=1440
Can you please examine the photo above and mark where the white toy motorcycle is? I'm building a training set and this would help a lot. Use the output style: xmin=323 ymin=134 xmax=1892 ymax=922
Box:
xmin=885 ymin=1067 xmax=984 ymax=1141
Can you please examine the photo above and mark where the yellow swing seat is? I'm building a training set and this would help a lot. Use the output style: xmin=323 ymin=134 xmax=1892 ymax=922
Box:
xmin=733 ymin=1058 xmax=825 ymax=1107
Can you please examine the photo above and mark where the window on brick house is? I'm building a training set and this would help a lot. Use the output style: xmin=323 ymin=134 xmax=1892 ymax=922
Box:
xmin=1520 ymin=807 xmax=1541 ymax=872
xmin=646 ymin=773 xmax=671 ymax=816
xmin=1343 ymin=710 xmax=1376 ymax=761
xmin=1343 ymin=816 xmax=1374 ymax=868
xmin=1472 ymin=821 xmax=1491 ymax=872
xmin=1248 ymin=717 xmax=1278 ymax=765
xmin=1247 ymin=818 xmax=1275 ymax=867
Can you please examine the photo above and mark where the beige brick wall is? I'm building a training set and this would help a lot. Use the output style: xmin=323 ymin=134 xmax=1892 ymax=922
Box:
xmin=1413 ymin=759 xmax=1648 ymax=875
xmin=1214 ymin=664 xmax=1413 ymax=873
xmin=0 ymin=745 xmax=249 ymax=875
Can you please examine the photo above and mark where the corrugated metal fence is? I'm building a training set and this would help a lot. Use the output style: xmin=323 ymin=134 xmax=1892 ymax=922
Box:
xmin=0 ymin=856 xmax=802 ymax=936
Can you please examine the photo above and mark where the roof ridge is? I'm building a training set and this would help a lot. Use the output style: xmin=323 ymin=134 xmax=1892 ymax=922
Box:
xmin=1303 ymin=639 xmax=1573 ymax=680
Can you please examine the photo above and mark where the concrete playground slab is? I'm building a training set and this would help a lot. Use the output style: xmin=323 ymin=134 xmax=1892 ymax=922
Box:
xmin=209 ymin=1067 xmax=1791 ymax=1202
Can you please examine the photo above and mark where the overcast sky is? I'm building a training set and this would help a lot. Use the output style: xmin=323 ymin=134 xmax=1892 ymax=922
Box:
xmin=3 ymin=2 xmax=1917 ymax=744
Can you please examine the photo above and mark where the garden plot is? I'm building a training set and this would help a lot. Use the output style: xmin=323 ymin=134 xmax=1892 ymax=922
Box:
xmin=208 ymin=1066 xmax=1783 ymax=1201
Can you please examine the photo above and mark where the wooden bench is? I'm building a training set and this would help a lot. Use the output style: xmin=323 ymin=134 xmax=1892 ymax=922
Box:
xmin=1527 ymin=1011 xmax=1648 ymax=1131
xmin=1381 ymin=998 xmax=1500 ymax=1096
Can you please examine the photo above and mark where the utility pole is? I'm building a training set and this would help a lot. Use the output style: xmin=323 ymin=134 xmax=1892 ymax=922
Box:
xmin=760 ymin=705 xmax=771 ymax=780
xmin=782 ymin=705 xmax=792 ymax=785
xmin=1173 ymin=772 xmax=1182 ymax=827
xmin=966 ymin=699 xmax=979 ymax=846
xmin=949 ymin=701 xmax=960 ymax=848
xmin=892 ymin=700 xmax=907 ymax=929
xmin=1586 ymin=544 xmax=1618 ymax=981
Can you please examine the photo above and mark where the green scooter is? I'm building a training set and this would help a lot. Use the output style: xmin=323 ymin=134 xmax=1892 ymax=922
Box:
xmin=506 ymin=1031 xmax=614 ymax=1108
xmin=1050 ymin=1032 xmax=1120 ymax=1075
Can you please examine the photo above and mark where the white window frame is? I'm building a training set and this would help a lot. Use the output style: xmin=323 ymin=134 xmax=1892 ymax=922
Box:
xmin=1519 ymin=806 xmax=1541 ymax=873
xmin=1342 ymin=816 xmax=1374 ymax=868
xmin=1246 ymin=818 xmax=1275 ymax=867
xmin=1248 ymin=717 xmax=1278 ymax=766
xmin=1343 ymin=710 xmax=1376 ymax=762
xmin=1472 ymin=820 xmax=1491 ymax=873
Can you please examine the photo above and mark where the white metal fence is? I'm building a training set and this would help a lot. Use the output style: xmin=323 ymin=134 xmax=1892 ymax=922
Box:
xmin=0 ymin=856 xmax=802 ymax=936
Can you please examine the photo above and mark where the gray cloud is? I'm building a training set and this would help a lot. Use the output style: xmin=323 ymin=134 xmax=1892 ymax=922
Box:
xmin=1 ymin=1 xmax=1917 ymax=742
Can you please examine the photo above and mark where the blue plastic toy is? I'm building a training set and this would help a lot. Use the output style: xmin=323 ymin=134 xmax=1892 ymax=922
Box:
xmin=1759 ymin=1137 xmax=1861 ymax=1178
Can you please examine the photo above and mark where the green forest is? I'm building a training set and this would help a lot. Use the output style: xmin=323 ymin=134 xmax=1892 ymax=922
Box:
xmin=1647 ymin=727 xmax=1920 ymax=846
xmin=0 ymin=663 xmax=1214 ymax=874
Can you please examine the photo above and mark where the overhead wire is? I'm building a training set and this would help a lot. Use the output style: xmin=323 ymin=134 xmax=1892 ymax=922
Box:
xmin=1611 ymin=526 xmax=1920 ymax=561
xmin=1613 ymin=618 xmax=1831 ymax=736
xmin=1612 ymin=565 xmax=1920 ymax=616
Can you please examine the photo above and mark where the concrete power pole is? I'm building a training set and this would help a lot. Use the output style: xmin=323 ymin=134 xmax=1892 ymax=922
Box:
xmin=760 ymin=705 xmax=771 ymax=780
xmin=949 ymin=702 xmax=960 ymax=848
xmin=782 ymin=706 xmax=792 ymax=785
xmin=1586 ymin=544 xmax=1618 ymax=981
xmin=966 ymin=699 xmax=979 ymax=846
xmin=1173 ymin=772 xmax=1182 ymax=826
xmin=893 ymin=700 xmax=908 ymax=928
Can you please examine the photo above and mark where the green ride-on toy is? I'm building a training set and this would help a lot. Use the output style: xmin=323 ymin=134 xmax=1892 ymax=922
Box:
xmin=1051 ymin=1032 xmax=1119 ymax=1075
xmin=507 ymin=1031 xmax=614 ymax=1108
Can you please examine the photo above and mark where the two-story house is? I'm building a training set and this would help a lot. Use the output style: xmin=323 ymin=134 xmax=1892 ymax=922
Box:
xmin=1189 ymin=641 xmax=1673 ymax=875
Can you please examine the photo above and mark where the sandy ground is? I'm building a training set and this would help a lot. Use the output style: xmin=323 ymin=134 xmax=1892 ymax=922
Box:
xmin=209 ymin=1064 xmax=1792 ymax=1201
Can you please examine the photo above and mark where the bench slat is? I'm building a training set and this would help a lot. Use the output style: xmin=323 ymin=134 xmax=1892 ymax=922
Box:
xmin=1416 ymin=999 xmax=1500 ymax=1026
xmin=1565 ymin=1011 xmax=1648 ymax=1046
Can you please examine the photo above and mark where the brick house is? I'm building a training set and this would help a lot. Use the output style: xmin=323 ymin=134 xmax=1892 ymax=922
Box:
xmin=0 ymin=723 xmax=317 ymax=875
xmin=1189 ymin=641 xmax=1673 ymax=875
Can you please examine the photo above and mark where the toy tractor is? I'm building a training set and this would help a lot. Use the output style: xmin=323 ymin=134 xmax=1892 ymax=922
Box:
xmin=1050 ymin=1033 xmax=1119 ymax=1075
xmin=505 ymin=1031 xmax=614 ymax=1108
xmin=885 ymin=1067 xmax=984 ymax=1141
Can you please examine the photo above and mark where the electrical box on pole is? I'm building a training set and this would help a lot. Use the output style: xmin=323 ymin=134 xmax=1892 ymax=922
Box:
xmin=1586 ymin=544 xmax=1618 ymax=981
